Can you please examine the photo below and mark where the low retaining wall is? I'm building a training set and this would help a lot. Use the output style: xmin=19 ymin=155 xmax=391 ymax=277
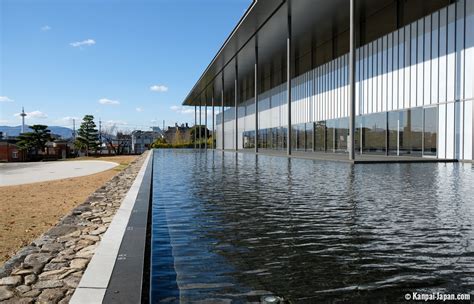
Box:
xmin=70 ymin=150 xmax=153 ymax=303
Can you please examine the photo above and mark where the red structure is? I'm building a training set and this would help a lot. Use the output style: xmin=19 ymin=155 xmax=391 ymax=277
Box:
xmin=0 ymin=141 xmax=26 ymax=162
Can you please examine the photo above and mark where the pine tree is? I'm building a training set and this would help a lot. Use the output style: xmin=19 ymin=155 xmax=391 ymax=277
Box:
xmin=76 ymin=115 xmax=99 ymax=156
xmin=17 ymin=125 xmax=53 ymax=157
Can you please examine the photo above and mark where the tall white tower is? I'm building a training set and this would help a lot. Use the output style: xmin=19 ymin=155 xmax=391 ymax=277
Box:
xmin=20 ymin=107 xmax=27 ymax=134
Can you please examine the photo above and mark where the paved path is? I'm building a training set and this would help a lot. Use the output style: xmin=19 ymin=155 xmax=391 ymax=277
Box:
xmin=0 ymin=161 xmax=118 ymax=186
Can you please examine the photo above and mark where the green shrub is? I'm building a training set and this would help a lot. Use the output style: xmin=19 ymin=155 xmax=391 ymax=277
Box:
xmin=151 ymin=142 xmax=195 ymax=149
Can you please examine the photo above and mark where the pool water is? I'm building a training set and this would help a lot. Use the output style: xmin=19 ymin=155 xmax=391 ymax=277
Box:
xmin=150 ymin=149 xmax=474 ymax=303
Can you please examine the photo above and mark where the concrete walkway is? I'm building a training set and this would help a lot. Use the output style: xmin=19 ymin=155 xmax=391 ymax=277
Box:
xmin=0 ymin=161 xmax=118 ymax=186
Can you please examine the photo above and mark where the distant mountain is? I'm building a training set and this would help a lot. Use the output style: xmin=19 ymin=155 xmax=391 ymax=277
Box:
xmin=0 ymin=125 xmax=73 ymax=139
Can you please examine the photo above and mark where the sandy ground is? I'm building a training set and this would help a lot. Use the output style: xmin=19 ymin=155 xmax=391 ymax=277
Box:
xmin=0 ymin=155 xmax=138 ymax=265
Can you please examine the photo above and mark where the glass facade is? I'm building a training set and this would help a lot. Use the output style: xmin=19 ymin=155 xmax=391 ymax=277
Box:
xmin=251 ymin=127 xmax=288 ymax=150
xmin=243 ymin=107 xmax=438 ymax=158
xmin=214 ymin=1 xmax=473 ymax=160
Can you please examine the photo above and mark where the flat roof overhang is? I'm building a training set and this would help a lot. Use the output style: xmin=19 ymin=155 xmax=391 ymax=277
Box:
xmin=182 ymin=0 xmax=450 ymax=107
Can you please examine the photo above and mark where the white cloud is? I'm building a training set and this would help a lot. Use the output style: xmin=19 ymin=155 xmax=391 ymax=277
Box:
xmin=170 ymin=105 xmax=194 ymax=115
xmin=14 ymin=110 xmax=48 ymax=119
xmin=150 ymin=85 xmax=168 ymax=92
xmin=41 ymin=25 xmax=51 ymax=31
xmin=0 ymin=96 xmax=14 ymax=103
xmin=98 ymin=98 xmax=120 ymax=105
xmin=0 ymin=119 xmax=9 ymax=124
xmin=70 ymin=39 xmax=96 ymax=48
xmin=58 ymin=116 xmax=79 ymax=123
xmin=104 ymin=120 xmax=128 ymax=126
xmin=135 ymin=107 xmax=143 ymax=112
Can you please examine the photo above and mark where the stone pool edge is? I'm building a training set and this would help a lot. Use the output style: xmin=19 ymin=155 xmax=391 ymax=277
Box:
xmin=69 ymin=149 xmax=153 ymax=304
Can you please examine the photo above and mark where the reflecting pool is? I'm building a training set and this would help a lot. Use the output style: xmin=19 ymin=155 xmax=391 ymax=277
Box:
xmin=151 ymin=149 xmax=474 ymax=303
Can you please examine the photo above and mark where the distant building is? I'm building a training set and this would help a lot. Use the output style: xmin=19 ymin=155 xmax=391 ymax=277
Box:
xmin=0 ymin=140 xmax=26 ymax=162
xmin=151 ymin=126 xmax=165 ymax=135
xmin=131 ymin=130 xmax=163 ymax=154
xmin=45 ymin=140 xmax=73 ymax=160
xmin=164 ymin=123 xmax=192 ymax=145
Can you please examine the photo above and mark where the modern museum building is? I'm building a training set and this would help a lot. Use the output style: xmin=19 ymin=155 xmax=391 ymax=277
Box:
xmin=183 ymin=0 xmax=474 ymax=162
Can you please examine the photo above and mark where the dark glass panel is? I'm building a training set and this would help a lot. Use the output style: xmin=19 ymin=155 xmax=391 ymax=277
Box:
xmin=399 ymin=110 xmax=411 ymax=155
xmin=305 ymin=123 xmax=313 ymax=151
xmin=326 ymin=120 xmax=335 ymax=152
xmin=411 ymin=107 xmax=423 ymax=155
xmin=335 ymin=118 xmax=348 ymax=153
xmin=280 ymin=127 xmax=288 ymax=150
xmin=362 ymin=113 xmax=387 ymax=154
xmin=423 ymin=107 xmax=437 ymax=156
xmin=388 ymin=111 xmax=399 ymax=155
xmin=298 ymin=124 xmax=306 ymax=151
xmin=314 ymin=121 xmax=326 ymax=152
xmin=243 ymin=131 xmax=255 ymax=149
xmin=293 ymin=123 xmax=306 ymax=151
xmin=355 ymin=116 xmax=362 ymax=154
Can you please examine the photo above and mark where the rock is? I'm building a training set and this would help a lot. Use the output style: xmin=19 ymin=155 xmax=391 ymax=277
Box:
xmin=58 ymin=269 xmax=77 ymax=280
xmin=50 ymin=256 xmax=69 ymax=263
xmin=70 ymin=259 xmax=88 ymax=269
xmin=57 ymin=248 xmax=75 ymax=257
xmin=43 ymin=262 xmax=68 ymax=271
xmin=15 ymin=284 xmax=31 ymax=294
xmin=81 ymin=235 xmax=100 ymax=242
xmin=77 ymin=239 xmax=95 ymax=247
xmin=57 ymin=230 xmax=81 ymax=243
xmin=22 ymin=289 xmax=41 ymax=297
xmin=11 ymin=268 xmax=34 ymax=276
xmin=71 ymin=271 xmax=83 ymax=278
xmin=0 ymin=276 xmax=22 ymax=286
xmin=2 ymin=297 xmax=34 ymax=304
xmin=46 ymin=225 xmax=77 ymax=238
xmin=41 ymin=243 xmax=63 ymax=253
xmin=39 ymin=268 xmax=68 ymax=278
xmin=23 ymin=253 xmax=52 ymax=268
xmin=64 ymin=240 xmax=76 ymax=248
xmin=37 ymin=288 xmax=65 ymax=304
xmin=32 ymin=236 xmax=53 ymax=247
xmin=75 ymin=244 xmax=98 ymax=258
xmin=0 ymin=286 xmax=14 ymax=301
xmin=89 ymin=226 xmax=107 ymax=235
xmin=58 ymin=295 xmax=72 ymax=304
xmin=21 ymin=264 xmax=43 ymax=275
xmin=72 ymin=244 xmax=87 ymax=252
xmin=63 ymin=274 xmax=80 ymax=287
xmin=33 ymin=280 xmax=63 ymax=290
xmin=24 ymin=274 xmax=36 ymax=286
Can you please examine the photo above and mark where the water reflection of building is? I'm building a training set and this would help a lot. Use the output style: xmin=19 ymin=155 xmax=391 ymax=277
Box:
xmin=182 ymin=0 xmax=474 ymax=162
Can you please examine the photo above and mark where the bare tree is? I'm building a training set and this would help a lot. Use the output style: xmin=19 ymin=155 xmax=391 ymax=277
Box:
xmin=101 ymin=124 xmax=118 ymax=155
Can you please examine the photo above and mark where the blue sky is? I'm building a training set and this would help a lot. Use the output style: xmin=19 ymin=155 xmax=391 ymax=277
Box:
xmin=0 ymin=0 xmax=251 ymax=131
